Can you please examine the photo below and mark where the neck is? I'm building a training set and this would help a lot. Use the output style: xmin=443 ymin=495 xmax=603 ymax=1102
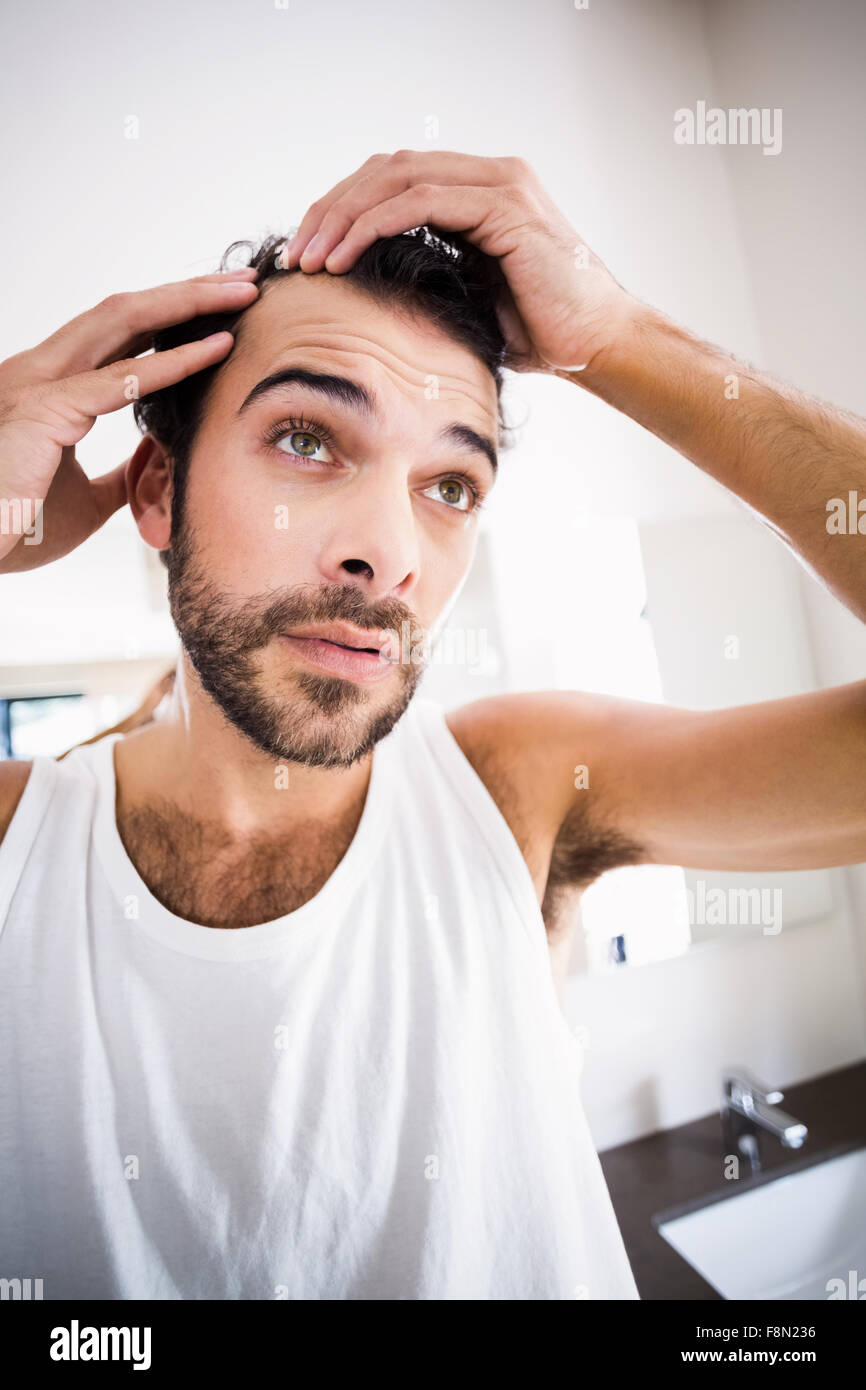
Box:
xmin=113 ymin=656 xmax=374 ymax=843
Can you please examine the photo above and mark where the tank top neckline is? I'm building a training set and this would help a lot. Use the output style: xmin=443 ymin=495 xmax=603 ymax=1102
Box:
xmin=87 ymin=708 xmax=405 ymax=961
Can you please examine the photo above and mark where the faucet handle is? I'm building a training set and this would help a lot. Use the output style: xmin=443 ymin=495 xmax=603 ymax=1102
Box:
xmin=723 ymin=1069 xmax=784 ymax=1106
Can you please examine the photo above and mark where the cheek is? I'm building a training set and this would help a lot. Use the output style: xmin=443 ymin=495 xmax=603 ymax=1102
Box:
xmin=427 ymin=551 xmax=476 ymax=633
xmin=187 ymin=469 xmax=314 ymax=586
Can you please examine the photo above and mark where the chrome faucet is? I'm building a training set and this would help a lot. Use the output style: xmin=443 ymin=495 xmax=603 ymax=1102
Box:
xmin=721 ymin=1070 xmax=808 ymax=1174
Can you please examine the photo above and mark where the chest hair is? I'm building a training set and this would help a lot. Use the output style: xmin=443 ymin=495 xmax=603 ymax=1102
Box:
xmin=116 ymin=798 xmax=362 ymax=929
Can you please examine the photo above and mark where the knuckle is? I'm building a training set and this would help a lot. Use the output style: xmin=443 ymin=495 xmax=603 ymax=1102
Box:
xmin=104 ymin=358 xmax=139 ymax=388
xmin=498 ymin=181 xmax=525 ymax=207
xmin=503 ymin=154 xmax=532 ymax=178
xmin=0 ymin=380 xmax=38 ymax=423
xmin=99 ymin=291 xmax=130 ymax=316
xmin=502 ymin=181 xmax=535 ymax=212
xmin=348 ymin=206 xmax=376 ymax=234
xmin=390 ymin=148 xmax=415 ymax=164
xmin=0 ymin=349 xmax=35 ymax=390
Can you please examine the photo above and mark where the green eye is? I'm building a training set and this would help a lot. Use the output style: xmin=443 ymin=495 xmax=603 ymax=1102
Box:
xmin=264 ymin=415 xmax=337 ymax=464
xmin=423 ymin=474 xmax=483 ymax=514
xmin=438 ymin=479 xmax=466 ymax=507
xmin=286 ymin=430 xmax=321 ymax=457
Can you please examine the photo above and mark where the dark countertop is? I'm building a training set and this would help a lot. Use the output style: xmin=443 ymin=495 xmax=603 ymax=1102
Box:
xmin=597 ymin=1059 xmax=866 ymax=1299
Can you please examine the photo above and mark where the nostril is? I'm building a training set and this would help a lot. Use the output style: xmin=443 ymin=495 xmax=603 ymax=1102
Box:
xmin=342 ymin=559 xmax=374 ymax=580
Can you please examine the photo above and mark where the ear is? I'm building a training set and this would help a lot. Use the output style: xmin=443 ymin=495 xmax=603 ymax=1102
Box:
xmin=126 ymin=433 xmax=173 ymax=552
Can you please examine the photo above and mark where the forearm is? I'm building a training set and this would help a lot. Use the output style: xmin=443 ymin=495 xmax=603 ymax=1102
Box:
xmin=561 ymin=301 xmax=866 ymax=623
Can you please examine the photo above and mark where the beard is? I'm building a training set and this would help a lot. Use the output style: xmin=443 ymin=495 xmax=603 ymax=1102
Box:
xmin=164 ymin=516 xmax=427 ymax=769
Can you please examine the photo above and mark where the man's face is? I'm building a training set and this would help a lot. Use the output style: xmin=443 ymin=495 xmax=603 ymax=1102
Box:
xmin=164 ymin=271 xmax=499 ymax=769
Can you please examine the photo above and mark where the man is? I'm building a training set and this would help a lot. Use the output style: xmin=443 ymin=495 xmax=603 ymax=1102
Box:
xmin=0 ymin=151 xmax=864 ymax=1300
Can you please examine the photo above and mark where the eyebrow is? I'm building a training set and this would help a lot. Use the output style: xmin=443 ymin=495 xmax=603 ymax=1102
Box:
xmin=236 ymin=366 xmax=498 ymax=476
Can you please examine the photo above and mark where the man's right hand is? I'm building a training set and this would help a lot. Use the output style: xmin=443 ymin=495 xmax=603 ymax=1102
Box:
xmin=0 ymin=269 xmax=259 ymax=571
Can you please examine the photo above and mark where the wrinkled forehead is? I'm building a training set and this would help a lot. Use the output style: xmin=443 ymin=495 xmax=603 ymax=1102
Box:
xmin=216 ymin=270 xmax=500 ymax=438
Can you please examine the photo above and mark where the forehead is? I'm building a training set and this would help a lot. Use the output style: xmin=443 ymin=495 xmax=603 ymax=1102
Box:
xmin=218 ymin=270 xmax=499 ymax=434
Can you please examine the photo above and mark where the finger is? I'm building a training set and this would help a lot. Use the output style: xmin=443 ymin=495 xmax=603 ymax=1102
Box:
xmin=190 ymin=269 xmax=260 ymax=281
xmin=300 ymin=183 xmax=498 ymax=274
xmin=283 ymin=153 xmax=393 ymax=264
xmin=44 ymin=332 xmax=237 ymax=447
xmin=25 ymin=276 xmax=259 ymax=382
xmin=286 ymin=150 xmax=514 ymax=267
xmin=182 ymin=269 xmax=259 ymax=282
xmin=88 ymin=458 xmax=131 ymax=528
xmin=289 ymin=151 xmax=509 ymax=267
xmin=113 ymin=268 xmax=262 ymax=361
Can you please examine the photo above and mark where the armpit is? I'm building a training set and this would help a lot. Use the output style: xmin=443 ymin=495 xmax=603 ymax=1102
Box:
xmin=545 ymin=796 xmax=647 ymax=897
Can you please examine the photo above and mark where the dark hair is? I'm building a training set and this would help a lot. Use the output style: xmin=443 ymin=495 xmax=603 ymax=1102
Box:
xmin=132 ymin=226 xmax=513 ymax=568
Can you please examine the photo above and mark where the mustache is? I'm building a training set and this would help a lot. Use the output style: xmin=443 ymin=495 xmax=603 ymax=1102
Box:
xmin=237 ymin=582 xmax=424 ymax=649
xmin=166 ymin=541 xmax=428 ymax=655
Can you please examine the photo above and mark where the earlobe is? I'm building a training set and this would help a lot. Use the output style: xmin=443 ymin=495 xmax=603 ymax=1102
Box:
xmin=126 ymin=433 xmax=173 ymax=551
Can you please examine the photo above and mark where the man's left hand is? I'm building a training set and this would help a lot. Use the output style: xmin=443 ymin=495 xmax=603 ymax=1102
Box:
xmin=281 ymin=150 xmax=635 ymax=375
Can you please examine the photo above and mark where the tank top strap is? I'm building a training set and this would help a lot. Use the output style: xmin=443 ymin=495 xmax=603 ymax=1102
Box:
xmin=407 ymin=696 xmax=549 ymax=960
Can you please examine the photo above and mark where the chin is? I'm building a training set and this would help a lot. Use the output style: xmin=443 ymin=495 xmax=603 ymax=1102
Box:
xmin=227 ymin=665 xmax=418 ymax=770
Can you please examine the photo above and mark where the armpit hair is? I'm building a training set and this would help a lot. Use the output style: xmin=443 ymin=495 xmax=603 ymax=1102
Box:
xmin=545 ymin=796 xmax=648 ymax=896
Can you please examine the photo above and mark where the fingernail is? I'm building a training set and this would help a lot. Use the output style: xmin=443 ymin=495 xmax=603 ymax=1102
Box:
xmin=299 ymin=234 xmax=321 ymax=267
xmin=324 ymin=239 xmax=345 ymax=268
xmin=281 ymin=230 xmax=302 ymax=266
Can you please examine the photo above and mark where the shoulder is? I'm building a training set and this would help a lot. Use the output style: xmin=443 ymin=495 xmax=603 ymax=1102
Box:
xmin=444 ymin=688 xmax=627 ymax=822
xmin=0 ymin=759 xmax=35 ymax=848
xmin=444 ymin=691 xmax=653 ymax=894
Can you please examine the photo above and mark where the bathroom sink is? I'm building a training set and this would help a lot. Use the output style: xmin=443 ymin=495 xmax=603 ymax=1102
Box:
xmin=653 ymin=1143 xmax=866 ymax=1299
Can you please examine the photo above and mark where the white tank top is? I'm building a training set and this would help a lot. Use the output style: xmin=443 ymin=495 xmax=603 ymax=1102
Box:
xmin=0 ymin=694 xmax=638 ymax=1300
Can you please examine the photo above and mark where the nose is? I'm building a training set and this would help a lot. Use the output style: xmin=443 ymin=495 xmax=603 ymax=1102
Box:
xmin=316 ymin=468 xmax=421 ymax=599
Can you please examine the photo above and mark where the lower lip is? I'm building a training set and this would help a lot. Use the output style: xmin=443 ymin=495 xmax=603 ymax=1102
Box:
xmin=278 ymin=634 xmax=395 ymax=683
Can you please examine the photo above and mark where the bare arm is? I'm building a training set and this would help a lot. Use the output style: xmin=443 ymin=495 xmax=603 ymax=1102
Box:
xmin=564 ymin=303 xmax=866 ymax=624
xmin=594 ymin=681 xmax=866 ymax=872
xmin=456 ymin=685 xmax=866 ymax=886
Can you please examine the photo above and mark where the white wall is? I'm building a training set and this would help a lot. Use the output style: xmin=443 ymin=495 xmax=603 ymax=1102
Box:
xmin=702 ymin=0 xmax=866 ymax=1102
xmin=1 ymin=0 xmax=863 ymax=1146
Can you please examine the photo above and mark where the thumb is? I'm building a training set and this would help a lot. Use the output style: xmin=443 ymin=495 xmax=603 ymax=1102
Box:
xmin=495 ymin=293 xmax=534 ymax=370
xmin=89 ymin=458 xmax=130 ymax=528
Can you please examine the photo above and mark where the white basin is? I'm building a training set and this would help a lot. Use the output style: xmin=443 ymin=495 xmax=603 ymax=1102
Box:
xmin=655 ymin=1144 xmax=866 ymax=1299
